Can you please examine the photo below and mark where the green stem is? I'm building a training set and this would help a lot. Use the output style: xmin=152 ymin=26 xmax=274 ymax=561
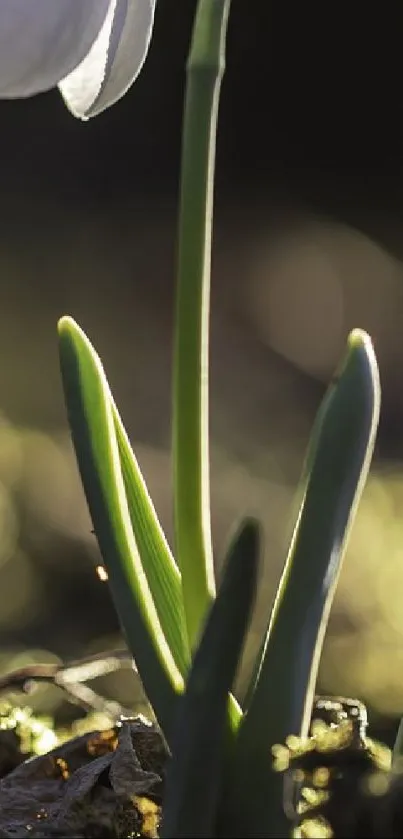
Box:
xmin=173 ymin=0 xmax=231 ymax=649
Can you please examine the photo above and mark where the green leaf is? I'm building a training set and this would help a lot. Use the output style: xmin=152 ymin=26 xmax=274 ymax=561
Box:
xmin=224 ymin=329 xmax=381 ymax=838
xmin=112 ymin=400 xmax=190 ymax=677
xmin=58 ymin=316 xmax=183 ymax=744
xmin=113 ymin=390 xmax=242 ymax=734
xmin=160 ymin=519 xmax=260 ymax=839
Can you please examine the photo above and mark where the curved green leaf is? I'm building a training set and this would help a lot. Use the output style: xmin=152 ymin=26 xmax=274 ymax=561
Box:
xmin=160 ymin=519 xmax=260 ymax=839
xmin=112 ymin=401 xmax=190 ymax=676
xmin=224 ymin=329 xmax=381 ymax=838
xmin=58 ymin=316 xmax=183 ymax=743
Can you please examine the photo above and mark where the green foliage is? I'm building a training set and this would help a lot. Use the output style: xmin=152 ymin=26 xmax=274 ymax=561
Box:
xmin=57 ymin=0 xmax=386 ymax=836
xmin=58 ymin=316 xmax=184 ymax=744
xmin=221 ymin=330 xmax=380 ymax=837
xmin=160 ymin=520 xmax=260 ymax=838
xmin=59 ymin=318 xmax=380 ymax=837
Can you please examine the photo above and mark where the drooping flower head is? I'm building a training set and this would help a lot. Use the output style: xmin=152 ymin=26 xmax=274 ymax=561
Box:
xmin=0 ymin=0 xmax=156 ymax=118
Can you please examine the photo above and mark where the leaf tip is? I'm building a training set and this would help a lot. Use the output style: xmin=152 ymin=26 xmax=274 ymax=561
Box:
xmin=57 ymin=314 xmax=78 ymax=336
xmin=57 ymin=317 xmax=102 ymax=375
xmin=348 ymin=327 xmax=371 ymax=348
xmin=237 ymin=516 xmax=261 ymax=550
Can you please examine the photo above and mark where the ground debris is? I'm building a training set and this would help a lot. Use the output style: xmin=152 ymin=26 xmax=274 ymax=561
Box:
xmin=0 ymin=714 xmax=167 ymax=838
xmin=275 ymin=695 xmax=393 ymax=838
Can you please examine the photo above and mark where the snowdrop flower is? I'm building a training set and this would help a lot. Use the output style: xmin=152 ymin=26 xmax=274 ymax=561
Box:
xmin=0 ymin=0 xmax=156 ymax=119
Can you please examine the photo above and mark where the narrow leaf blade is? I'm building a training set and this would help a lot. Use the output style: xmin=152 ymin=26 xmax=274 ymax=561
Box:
xmin=112 ymin=343 xmax=242 ymax=735
xmin=112 ymin=401 xmax=190 ymax=676
xmin=160 ymin=519 xmax=260 ymax=839
xmin=225 ymin=329 xmax=381 ymax=837
xmin=58 ymin=316 xmax=183 ymax=743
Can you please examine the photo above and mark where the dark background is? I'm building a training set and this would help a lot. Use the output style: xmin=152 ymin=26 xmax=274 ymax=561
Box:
xmin=0 ymin=2 xmax=401 ymax=746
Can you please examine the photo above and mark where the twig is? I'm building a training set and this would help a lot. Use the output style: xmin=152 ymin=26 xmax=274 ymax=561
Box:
xmin=0 ymin=649 xmax=137 ymax=718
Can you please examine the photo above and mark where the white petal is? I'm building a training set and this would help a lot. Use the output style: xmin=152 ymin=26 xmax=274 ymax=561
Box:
xmin=0 ymin=0 xmax=110 ymax=97
xmin=59 ymin=0 xmax=156 ymax=120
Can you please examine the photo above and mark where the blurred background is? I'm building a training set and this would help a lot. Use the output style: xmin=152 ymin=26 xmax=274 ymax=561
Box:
xmin=0 ymin=1 xmax=401 ymax=746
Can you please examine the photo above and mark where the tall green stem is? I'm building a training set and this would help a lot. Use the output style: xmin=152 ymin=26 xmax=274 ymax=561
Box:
xmin=173 ymin=0 xmax=231 ymax=649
